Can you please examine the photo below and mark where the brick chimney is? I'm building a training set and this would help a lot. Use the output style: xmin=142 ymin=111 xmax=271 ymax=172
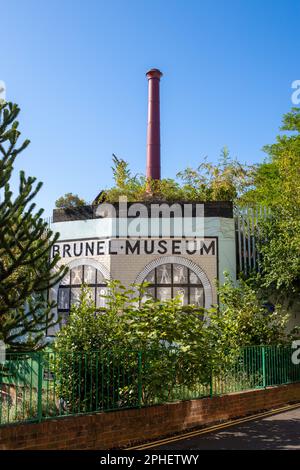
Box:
xmin=146 ymin=68 xmax=163 ymax=180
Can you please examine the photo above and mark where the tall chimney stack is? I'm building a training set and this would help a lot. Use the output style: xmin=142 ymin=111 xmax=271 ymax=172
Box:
xmin=146 ymin=68 xmax=163 ymax=180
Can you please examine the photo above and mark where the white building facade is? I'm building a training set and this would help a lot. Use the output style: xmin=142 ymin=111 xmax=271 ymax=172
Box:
xmin=47 ymin=201 xmax=236 ymax=335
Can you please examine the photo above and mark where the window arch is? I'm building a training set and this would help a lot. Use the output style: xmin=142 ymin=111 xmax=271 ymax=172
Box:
xmin=56 ymin=259 xmax=110 ymax=324
xmin=135 ymin=256 xmax=213 ymax=308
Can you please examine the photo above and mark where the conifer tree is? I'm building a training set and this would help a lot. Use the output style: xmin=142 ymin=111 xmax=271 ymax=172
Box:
xmin=0 ymin=101 xmax=66 ymax=351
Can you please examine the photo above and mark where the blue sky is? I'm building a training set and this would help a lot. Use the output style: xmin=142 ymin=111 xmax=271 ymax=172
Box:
xmin=1 ymin=0 xmax=299 ymax=216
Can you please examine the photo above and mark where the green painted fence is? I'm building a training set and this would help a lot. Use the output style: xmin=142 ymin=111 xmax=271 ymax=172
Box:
xmin=0 ymin=344 xmax=299 ymax=426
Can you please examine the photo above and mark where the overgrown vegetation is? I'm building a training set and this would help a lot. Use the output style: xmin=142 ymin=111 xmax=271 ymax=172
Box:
xmin=244 ymin=108 xmax=300 ymax=305
xmin=55 ymin=280 xmax=290 ymax=356
xmin=54 ymin=281 xmax=212 ymax=403
xmin=52 ymin=279 xmax=291 ymax=405
xmin=93 ymin=149 xmax=254 ymax=203
xmin=207 ymin=275 xmax=291 ymax=368
xmin=55 ymin=193 xmax=87 ymax=209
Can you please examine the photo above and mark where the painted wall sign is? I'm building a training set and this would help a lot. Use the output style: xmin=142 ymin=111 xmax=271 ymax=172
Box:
xmin=52 ymin=238 xmax=217 ymax=259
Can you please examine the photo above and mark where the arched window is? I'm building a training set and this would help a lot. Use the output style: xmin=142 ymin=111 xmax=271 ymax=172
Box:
xmin=142 ymin=262 xmax=204 ymax=306
xmin=57 ymin=265 xmax=107 ymax=324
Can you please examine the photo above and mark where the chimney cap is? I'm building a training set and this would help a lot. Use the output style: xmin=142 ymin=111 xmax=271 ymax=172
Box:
xmin=146 ymin=68 xmax=163 ymax=79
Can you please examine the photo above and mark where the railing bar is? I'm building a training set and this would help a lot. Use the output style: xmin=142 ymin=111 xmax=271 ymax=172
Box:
xmin=95 ymin=352 xmax=99 ymax=411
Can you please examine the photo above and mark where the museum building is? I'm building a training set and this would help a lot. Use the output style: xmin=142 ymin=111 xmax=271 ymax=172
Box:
xmin=47 ymin=69 xmax=236 ymax=335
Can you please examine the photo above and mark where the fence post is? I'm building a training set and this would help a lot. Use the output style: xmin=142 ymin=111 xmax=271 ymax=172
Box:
xmin=138 ymin=352 xmax=142 ymax=408
xmin=37 ymin=352 xmax=43 ymax=422
xmin=262 ymin=346 xmax=266 ymax=388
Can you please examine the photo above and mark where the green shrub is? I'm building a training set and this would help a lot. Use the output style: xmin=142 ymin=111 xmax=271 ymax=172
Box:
xmin=53 ymin=277 xmax=291 ymax=408
xmin=206 ymin=274 xmax=290 ymax=370
xmin=54 ymin=281 xmax=211 ymax=405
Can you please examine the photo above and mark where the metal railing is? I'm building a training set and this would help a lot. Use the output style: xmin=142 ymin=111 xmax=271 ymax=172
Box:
xmin=0 ymin=344 xmax=299 ymax=426
xmin=234 ymin=205 xmax=271 ymax=276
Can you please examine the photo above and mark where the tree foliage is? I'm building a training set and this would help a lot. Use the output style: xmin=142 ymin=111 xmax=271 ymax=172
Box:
xmin=242 ymin=107 xmax=300 ymax=209
xmin=242 ymin=108 xmax=300 ymax=303
xmin=177 ymin=147 xmax=254 ymax=202
xmin=206 ymin=275 xmax=290 ymax=365
xmin=55 ymin=192 xmax=87 ymax=209
xmin=95 ymin=148 xmax=254 ymax=203
xmin=0 ymin=102 xmax=66 ymax=351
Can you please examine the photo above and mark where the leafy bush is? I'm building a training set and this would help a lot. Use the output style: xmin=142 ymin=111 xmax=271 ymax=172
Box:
xmin=255 ymin=209 xmax=300 ymax=304
xmin=206 ymin=274 xmax=290 ymax=370
xmin=53 ymin=277 xmax=292 ymax=408
xmin=241 ymin=108 xmax=300 ymax=306
xmin=54 ymin=281 xmax=211 ymax=405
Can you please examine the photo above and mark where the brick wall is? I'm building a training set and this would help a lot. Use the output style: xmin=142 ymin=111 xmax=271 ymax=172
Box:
xmin=0 ymin=383 xmax=299 ymax=450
